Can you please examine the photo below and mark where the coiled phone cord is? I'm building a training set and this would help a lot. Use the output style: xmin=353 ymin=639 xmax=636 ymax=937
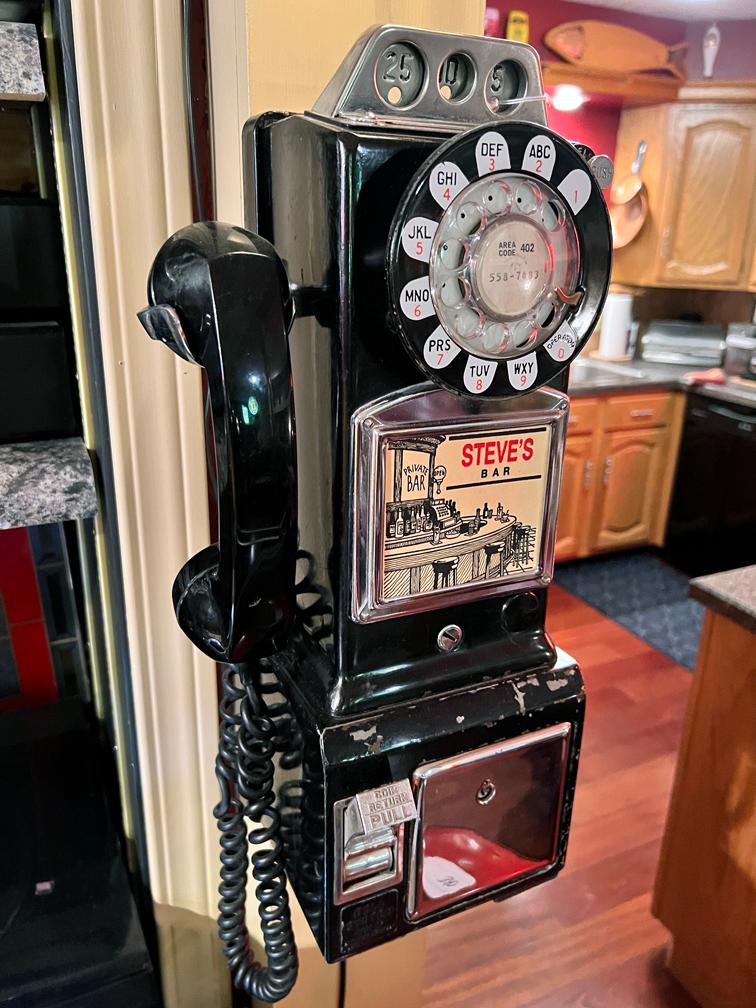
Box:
xmin=214 ymin=661 xmax=299 ymax=1003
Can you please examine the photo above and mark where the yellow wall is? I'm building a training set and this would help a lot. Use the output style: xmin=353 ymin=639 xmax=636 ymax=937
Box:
xmin=246 ymin=0 xmax=486 ymax=112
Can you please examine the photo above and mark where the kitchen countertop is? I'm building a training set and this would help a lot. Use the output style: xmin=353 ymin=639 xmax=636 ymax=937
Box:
xmin=0 ymin=22 xmax=45 ymax=101
xmin=567 ymin=358 xmax=756 ymax=409
xmin=689 ymin=565 xmax=756 ymax=635
xmin=0 ymin=438 xmax=97 ymax=529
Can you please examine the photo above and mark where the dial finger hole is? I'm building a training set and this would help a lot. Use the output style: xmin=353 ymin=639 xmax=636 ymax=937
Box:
xmin=540 ymin=199 xmax=564 ymax=232
xmin=480 ymin=181 xmax=511 ymax=216
xmin=453 ymin=202 xmax=485 ymax=236
xmin=536 ymin=299 xmax=556 ymax=328
xmin=439 ymin=238 xmax=467 ymax=270
xmin=453 ymin=307 xmax=482 ymax=339
xmin=481 ymin=322 xmax=511 ymax=354
xmin=514 ymin=180 xmax=541 ymax=215
xmin=512 ymin=318 xmax=537 ymax=348
xmin=439 ymin=276 xmax=468 ymax=308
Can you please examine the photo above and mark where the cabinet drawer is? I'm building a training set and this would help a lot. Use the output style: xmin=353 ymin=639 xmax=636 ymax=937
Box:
xmin=605 ymin=393 xmax=671 ymax=431
xmin=566 ymin=398 xmax=600 ymax=435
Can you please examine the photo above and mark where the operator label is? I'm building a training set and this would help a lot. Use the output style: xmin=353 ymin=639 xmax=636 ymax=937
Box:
xmin=430 ymin=161 xmax=469 ymax=208
xmin=475 ymin=132 xmax=511 ymax=176
xmin=379 ymin=421 xmax=553 ymax=603
xmin=545 ymin=321 xmax=577 ymax=362
xmin=522 ymin=135 xmax=556 ymax=180
xmin=400 ymin=276 xmax=436 ymax=320
xmin=423 ymin=326 xmax=462 ymax=369
xmin=507 ymin=352 xmax=539 ymax=390
xmin=558 ymin=169 xmax=592 ymax=214
xmin=401 ymin=217 xmax=438 ymax=262
xmin=463 ymin=355 xmax=498 ymax=394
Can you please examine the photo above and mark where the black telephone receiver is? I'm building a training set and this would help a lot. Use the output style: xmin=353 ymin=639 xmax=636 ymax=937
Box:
xmin=139 ymin=25 xmax=612 ymax=1005
xmin=139 ymin=222 xmax=296 ymax=664
xmin=139 ymin=222 xmax=301 ymax=1001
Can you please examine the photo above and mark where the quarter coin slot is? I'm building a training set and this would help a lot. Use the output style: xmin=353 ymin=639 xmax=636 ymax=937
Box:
xmin=375 ymin=42 xmax=425 ymax=108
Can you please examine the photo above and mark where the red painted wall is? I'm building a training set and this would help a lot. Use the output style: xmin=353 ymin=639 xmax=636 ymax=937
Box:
xmin=686 ymin=20 xmax=756 ymax=80
xmin=546 ymin=99 xmax=620 ymax=169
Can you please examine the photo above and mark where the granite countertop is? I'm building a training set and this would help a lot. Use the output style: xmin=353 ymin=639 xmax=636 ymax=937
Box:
xmin=567 ymin=358 xmax=756 ymax=409
xmin=690 ymin=565 xmax=756 ymax=635
xmin=0 ymin=438 xmax=97 ymax=529
xmin=0 ymin=22 xmax=45 ymax=101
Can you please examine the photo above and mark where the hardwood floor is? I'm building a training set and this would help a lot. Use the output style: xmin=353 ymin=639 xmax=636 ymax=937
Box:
xmin=421 ymin=585 xmax=699 ymax=1008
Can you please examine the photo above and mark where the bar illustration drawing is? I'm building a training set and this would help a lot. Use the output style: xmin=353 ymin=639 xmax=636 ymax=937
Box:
xmin=380 ymin=426 xmax=551 ymax=602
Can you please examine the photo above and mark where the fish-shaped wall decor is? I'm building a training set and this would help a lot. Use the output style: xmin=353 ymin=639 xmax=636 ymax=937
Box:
xmin=544 ymin=20 xmax=687 ymax=79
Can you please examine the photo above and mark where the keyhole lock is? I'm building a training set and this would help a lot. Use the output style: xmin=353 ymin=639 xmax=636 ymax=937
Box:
xmin=437 ymin=624 xmax=463 ymax=653
xmin=476 ymin=779 xmax=496 ymax=805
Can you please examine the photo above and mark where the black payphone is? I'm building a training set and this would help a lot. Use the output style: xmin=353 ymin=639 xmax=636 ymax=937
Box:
xmin=138 ymin=25 xmax=611 ymax=1003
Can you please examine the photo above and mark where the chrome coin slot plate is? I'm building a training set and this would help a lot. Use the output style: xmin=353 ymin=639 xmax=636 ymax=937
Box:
xmin=311 ymin=24 xmax=546 ymax=131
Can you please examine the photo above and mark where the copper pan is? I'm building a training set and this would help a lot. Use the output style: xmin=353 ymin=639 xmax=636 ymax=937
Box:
xmin=609 ymin=141 xmax=648 ymax=249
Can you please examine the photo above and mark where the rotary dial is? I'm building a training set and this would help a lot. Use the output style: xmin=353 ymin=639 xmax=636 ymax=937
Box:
xmin=429 ymin=173 xmax=580 ymax=361
xmin=388 ymin=122 xmax=612 ymax=399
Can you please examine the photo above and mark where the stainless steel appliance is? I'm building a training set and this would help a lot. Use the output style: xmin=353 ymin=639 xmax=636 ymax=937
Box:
xmin=723 ymin=323 xmax=756 ymax=379
xmin=640 ymin=320 xmax=725 ymax=368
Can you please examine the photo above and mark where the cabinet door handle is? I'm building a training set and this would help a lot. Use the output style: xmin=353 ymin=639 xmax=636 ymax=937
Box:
xmin=583 ymin=460 xmax=593 ymax=489
xmin=630 ymin=408 xmax=654 ymax=418
xmin=603 ymin=456 xmax=613 ymax=486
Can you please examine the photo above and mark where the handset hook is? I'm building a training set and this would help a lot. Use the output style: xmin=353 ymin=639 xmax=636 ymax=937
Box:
xmin=138 ymin=222 xmax=297 ymax=662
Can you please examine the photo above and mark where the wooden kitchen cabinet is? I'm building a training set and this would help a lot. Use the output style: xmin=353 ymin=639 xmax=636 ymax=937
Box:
xmin=589 ymin=427 xmax=667 ymax=551
xmin=554 ymin=434 xmax=594 ymax=561
xmin=612 ymin=82 xmax=756 ymax=291
xmin=554 ymin=390 xmax=685 ymax=563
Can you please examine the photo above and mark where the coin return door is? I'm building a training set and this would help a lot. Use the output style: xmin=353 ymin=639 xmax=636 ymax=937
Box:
xmin=334 ymin=781 xmax=418 ymax=904
xmin=407 ymin=723 xmax=572 ymax=920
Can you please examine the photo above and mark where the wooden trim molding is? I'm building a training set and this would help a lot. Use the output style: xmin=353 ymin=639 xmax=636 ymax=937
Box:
xmin=542 ymin=61 xmax=680 ymax=106
xmin=69 ymin=0 xmax=219 ymax=924
xmin=677 ymin=79 xmax=756 ymax=104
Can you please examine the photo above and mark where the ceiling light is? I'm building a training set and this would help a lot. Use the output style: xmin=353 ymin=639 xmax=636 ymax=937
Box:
xmin=551 ymin=84 xmax=586 ymax=112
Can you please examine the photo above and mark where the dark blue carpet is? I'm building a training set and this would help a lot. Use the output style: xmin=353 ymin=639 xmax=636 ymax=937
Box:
xmin=554 ymin=551 xmax=703 ymax=670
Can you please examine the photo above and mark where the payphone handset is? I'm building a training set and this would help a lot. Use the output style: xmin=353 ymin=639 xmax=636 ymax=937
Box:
xmin=139 ymin=25 xmax=611 ymax=1003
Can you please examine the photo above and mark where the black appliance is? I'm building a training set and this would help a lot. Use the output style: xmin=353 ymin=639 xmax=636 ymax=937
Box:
xmin=664 ymin=391 xmax=756 ymax=577
xmin=0 ymin=700 xmax=159 ymax=1008
xmin=0 ymin=322 xmax=78 ymax=443
xmin=138 ymin=26 xmax=612 ymax=1003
